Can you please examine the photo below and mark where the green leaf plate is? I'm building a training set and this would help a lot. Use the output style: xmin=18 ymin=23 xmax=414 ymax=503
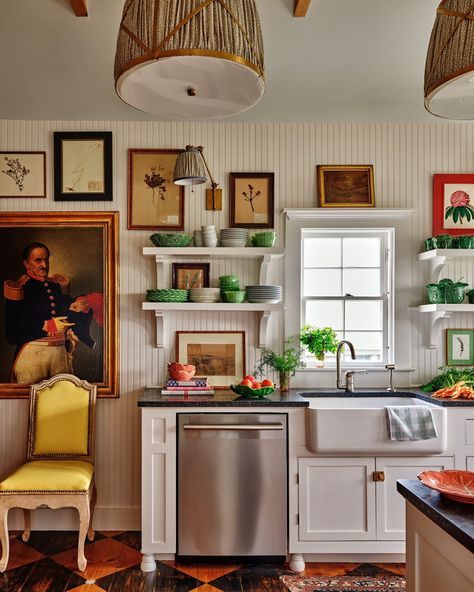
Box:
xmin=230 ymin=384 xmax=275 ymax=398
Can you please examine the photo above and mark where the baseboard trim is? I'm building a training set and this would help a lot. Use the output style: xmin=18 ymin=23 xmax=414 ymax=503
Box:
xmin=7 ymin=506 xmax=141 ymax=531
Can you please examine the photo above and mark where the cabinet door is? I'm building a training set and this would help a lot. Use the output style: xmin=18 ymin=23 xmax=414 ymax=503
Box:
xmin=375 ymin=456 xmax=454 ymax=541
xmin=298 ymin=457 xmax=376 ymax=541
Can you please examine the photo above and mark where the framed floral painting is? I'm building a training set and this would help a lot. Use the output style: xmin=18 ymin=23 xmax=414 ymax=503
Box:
xmin=128 ymin=149 xmax=184 ymax=230
xmin=433 ymin=174 xmax=474 ymax=235
xmin=229 ymin=172 xmax=274 ymax=229
xmin=0 ymin=152 xmax=46 ymax=198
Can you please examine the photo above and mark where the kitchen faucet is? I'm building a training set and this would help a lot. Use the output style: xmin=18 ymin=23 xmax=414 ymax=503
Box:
xmin=336 ymin=340 xmax=367 ymax=392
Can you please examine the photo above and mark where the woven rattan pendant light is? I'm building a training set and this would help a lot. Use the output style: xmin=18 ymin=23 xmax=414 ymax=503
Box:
xmin=114 ymin=0 xmax=265 ymax=119
xmin=425 ymin=0 xmax=474 ymax=118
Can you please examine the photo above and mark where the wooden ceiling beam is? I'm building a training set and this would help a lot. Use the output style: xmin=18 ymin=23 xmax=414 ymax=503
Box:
xmin=70 ymin=0 xmax=88 ymax=17
xmin=294 ymin=0 xmax=312 ymax=17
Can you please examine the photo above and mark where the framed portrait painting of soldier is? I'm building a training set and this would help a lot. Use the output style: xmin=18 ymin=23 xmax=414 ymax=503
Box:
xmin=0 ymin=211 xmax=119 ymax=398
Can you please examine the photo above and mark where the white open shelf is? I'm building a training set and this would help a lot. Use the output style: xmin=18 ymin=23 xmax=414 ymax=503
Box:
xmin=418 ymin=248 xmax=474 ymax=283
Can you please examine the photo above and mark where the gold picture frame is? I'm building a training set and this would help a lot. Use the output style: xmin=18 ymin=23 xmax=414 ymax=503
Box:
xmin=128 ymin=148 xmax=184 ymax=230
xmin=0 ymin=211 xmax=119 ymax=399
xmin=176 ymin=331 xmax=245 ymax=388
xmin=317 ymin=165 xmax=375 ymax=208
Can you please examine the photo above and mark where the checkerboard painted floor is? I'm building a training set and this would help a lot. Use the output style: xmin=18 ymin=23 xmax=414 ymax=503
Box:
xmin=0 ymin=531 xmax=405 ymax=591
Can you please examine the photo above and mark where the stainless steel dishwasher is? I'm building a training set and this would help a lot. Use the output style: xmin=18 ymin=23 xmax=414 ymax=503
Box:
xmin=178 ymin=413 xmax=287 ymax=558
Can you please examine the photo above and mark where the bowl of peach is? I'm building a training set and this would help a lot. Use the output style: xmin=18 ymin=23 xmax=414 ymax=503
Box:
xmin=230 ymin=375 xmax=275 ymax=398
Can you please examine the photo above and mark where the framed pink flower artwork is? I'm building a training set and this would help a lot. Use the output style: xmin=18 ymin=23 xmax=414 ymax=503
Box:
xmin=433 ymin=174 xmax=474 ymax=235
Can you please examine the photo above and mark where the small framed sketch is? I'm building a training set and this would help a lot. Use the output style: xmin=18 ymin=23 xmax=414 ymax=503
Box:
xmin=176 ymin=331 xmax=245 ymax=388
xmin=172 ymin=263 xmax=210 ymax=289
xmin=446 ymin=329 xmax=474 ymax=365
xmin=317 ymin=165 xmax=375 ymax=207
xmin=128 ymin=149 xmax=184 ymax=230
xmin=0 ymin=152 xmax=46 ymax=198
xmin=54 ymin=131 xmax=113 ymax=201
xmin=229 ymin=172 xmax=274 ymax=228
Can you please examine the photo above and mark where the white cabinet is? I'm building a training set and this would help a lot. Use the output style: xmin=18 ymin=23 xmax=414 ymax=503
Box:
xmin=413 ymin=249 xmax=474 ymax=348
xmin=297 ymin=455 xmax=454 ymax=544
xmin=142 ymin=246 xmax=285 ymax=348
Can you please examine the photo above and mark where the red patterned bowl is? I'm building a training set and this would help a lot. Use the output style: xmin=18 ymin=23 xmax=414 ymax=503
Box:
xmin=167 ymin=362 xmax=196 ymax=381
xmin=417 ymin=470 xmax=474 ymax=504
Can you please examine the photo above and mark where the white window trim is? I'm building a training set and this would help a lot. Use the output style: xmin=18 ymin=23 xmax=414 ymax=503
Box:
xmin=283 ymin=208 xmax=416 ymax=389
xmin=301 ymin=227 xmax=393 ymax=368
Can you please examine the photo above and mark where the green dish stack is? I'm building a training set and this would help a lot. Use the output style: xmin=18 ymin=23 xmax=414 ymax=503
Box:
xmin=146 ymin=289 xmax=189 ymax=302
xmin=219 ymin=275 xmax=241 ymax=302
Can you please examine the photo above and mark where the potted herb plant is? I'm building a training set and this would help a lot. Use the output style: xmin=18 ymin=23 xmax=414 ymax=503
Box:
xmin=253 ymin=338 xmax=304 ymax=392
xmin=299 ymin=325 xmax=339 ymax=367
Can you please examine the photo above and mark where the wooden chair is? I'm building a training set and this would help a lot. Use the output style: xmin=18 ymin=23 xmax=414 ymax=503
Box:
xmin=0 ymin=373 xmax=97 ymax=572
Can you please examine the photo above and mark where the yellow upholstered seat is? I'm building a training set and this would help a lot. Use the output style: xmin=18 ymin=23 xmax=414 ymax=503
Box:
xmin=0 ymin=460 xmax=94 ymax=493
xmin=0 ymin=374 xmax=97 ymax=573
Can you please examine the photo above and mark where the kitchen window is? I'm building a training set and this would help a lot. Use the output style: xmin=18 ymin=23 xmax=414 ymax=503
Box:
xmin=301 ymin=228 xmax=393 ymax=366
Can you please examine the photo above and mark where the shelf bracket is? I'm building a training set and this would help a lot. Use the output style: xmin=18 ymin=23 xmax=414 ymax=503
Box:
xmin=428 ymin=255 xmax=448 ymax=283
xmin=258 ymin=311 xmax=272 ymax=348
xmin=154 ymin=310 xmax=165 ymax=348
xmin=154 ymin=255 xmax=166 ymax=289
xmin=427 ymin=310 xmax=451 ymax=349
xmin=259 ymin=255 xmax=272 ymax=285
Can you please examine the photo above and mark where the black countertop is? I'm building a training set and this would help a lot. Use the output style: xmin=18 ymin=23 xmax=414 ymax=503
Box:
xmin=138 ymin=387 xmax=309 ymax=407
xmin=397 ymin=479 xmax=474 ymax=553
xmin=138 ymin=387 xmax=474 ymax=407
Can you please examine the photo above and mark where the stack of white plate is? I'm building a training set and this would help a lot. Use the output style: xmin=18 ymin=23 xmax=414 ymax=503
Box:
xmin=189 ymin=287 xmax=221 ymax=303
xmin=220 ymin=228 xmax=249 ymax=247
xmin=245 ymin=285 xmax=283 ymax=304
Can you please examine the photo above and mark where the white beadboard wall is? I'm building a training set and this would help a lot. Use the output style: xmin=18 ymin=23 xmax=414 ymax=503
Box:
xmin=1 ymin=119 xmax=474 ymax=529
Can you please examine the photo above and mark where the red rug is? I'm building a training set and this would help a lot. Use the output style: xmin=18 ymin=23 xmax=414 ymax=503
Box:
xmin=280 ymin=574 xmax=405 ymax=591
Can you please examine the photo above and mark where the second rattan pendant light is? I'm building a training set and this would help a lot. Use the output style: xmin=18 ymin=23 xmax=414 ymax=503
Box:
xmin=114 ymin=0 xmax=265 ymax=119
xmin=425 ymin=0 xmax=474 ymax=118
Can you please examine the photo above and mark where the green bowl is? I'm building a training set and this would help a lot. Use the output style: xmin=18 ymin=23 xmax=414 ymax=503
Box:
xmin=150 ymin=233 xmax=193 ymax=247
xmin=251 ymin=232 xmax=276 ymax=247
xmin=223 ymin=290 xmax=245 ymax=303
xmin=230 ymin=384 xmax=275 ymax=398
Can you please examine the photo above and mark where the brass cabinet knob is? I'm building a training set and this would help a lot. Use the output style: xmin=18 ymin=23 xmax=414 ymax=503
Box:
xmin=373 ymin=471 xmax=385 ymax=482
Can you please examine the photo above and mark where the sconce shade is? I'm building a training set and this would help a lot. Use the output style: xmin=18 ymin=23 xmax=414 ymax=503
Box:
xmin=425 ymin=1 xmax=474 ymax=118
xmin=114 ymin=0 xmax=265 ymax=119
xmin=173 ymin=147 xmax=207 ymax=185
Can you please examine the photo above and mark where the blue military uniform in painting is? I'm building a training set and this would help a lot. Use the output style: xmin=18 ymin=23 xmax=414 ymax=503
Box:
xmin=4 ymin=273 xmax=94 ymax=383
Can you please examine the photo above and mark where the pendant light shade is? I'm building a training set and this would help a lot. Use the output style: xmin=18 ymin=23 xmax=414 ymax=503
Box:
xmin=425 ymin=1 xmax=474 ymax=119
xmin=114 ymin=0 xmax=265 ymax=119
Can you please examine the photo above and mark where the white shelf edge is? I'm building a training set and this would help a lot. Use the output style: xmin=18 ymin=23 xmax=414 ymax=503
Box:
xmin=411 ymin=304 xmax=474 ymax=313
xmin=283 ymin=208 xmax=416 ymax=220
xmin=143 ymin=246 xmax=284 ymax=257
xmin=418 ymin=248 xmax=474 ymax=261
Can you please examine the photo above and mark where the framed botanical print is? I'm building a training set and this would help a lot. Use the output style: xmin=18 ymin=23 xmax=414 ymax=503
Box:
xmin=172 ymin=263 xmax=210 ymax=290
xmin=0 ymin=152 xmax=46 ymax=198
xmin=229 ymin=172 xmax=274 ymax=228
xmin=433 ymin=174 xmax=474 ymax=235
xmin=128 ymin=149 xmax=184 ymax=230
xmin=0 ymin=211 xmax=119 ymax=398
xmin=446 ymin=329 xmax=474 ymax=365
xmin=54 ymin=131 xmax=113 ymax=201
xmin=317 ymin=165 xmax=375 ymax=207
xmin=176 ymin=331 xmax=245 ymax=388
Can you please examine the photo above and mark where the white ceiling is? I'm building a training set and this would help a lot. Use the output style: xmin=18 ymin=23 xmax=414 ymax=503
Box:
xmin=0 ymin=0 xmax=441 ymax=122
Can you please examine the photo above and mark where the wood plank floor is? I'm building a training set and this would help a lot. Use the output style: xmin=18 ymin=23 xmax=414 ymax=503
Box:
xmin=0 ymin=531 xmax=405 ymax=591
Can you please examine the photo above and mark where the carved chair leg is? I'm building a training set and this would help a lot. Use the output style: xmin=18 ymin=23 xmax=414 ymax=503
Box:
xmin=87 ymin=484 xmax=97 ymax=541
xmin=76 ymin=496 xmax=90 ymax=572
xmin=0 ymin=501 xmax=10 ymax=573
xmin=22 ymin=509 xmax=31 ymax=542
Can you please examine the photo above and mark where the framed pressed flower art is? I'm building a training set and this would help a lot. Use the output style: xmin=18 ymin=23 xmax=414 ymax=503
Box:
xmin=433 ymin=174 xmax=474 ymax=235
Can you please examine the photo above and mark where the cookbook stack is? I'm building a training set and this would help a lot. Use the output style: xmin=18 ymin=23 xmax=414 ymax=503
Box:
xmin=161 ymin=376 xmax=214 ymax=395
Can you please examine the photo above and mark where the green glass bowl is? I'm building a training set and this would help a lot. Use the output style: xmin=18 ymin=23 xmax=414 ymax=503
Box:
xmin=230 ymin=384 xmax=275 ymax=398
xmin=150 ymin=233 xmax=193 ymax=247
xmin=223 ymin=290 xmax=245 ymax=303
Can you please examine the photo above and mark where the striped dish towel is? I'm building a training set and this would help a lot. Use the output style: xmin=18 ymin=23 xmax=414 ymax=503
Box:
xmin=385 ymin=406 xmax=438 ymax=441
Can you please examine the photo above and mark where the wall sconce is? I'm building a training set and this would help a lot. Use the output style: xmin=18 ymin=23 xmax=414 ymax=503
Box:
xmin=173 ymin=146 xmax=222 ymax=211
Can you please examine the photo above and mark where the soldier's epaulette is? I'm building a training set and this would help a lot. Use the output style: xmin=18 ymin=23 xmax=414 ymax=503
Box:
xmin=49 ymin=273 xmax=69 ymax=287
xmin=3 ymin=274 xmax=30 ymax=300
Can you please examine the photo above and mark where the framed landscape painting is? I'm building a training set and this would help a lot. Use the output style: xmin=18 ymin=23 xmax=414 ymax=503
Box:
xmin=0 ymin=152 xmax=46 ymax=198
xmin=128 ymin=149 xmax=184 ymax=230
xmin=54 ymin=131 xmax=113 ymax=201
xmin=317 ymin=165 xmax=375 ymax=207
xmin=176 ymin=331 xmax=245 ymax=388
xmin=0 ymin=211 xmax=119 ymax=398
xmin=433 ymin=173 xmax=474 ymax=235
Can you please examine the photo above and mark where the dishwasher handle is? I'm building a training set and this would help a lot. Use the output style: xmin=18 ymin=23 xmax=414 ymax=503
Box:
xmin=183 ymin=423 xmax=284 ymax=431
